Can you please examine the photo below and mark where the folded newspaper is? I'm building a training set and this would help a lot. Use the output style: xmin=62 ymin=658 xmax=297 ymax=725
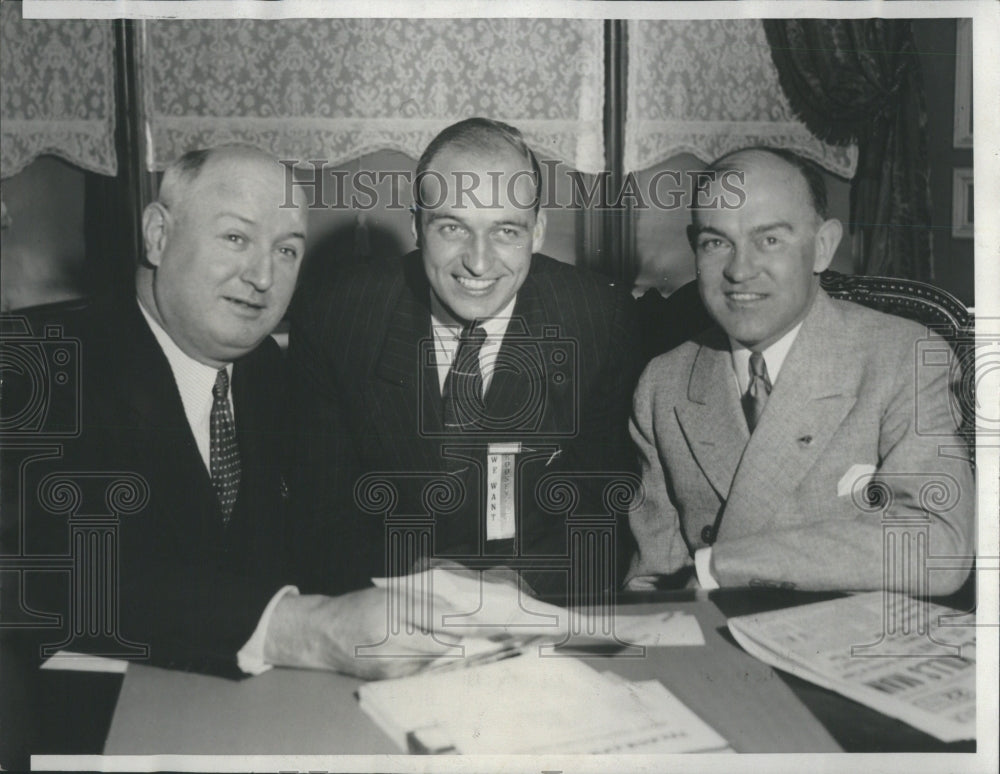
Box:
xmin=727 ymin=591 xmax=975 ymax=742
xmin=358 ymin=652 xmax=730 ymax=754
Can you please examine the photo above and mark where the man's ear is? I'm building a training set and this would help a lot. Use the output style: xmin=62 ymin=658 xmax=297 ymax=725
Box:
xmin=410 ymin=208 xmax=421 ymax=248
xmin=813 ymin=218 xmax=842 ymax=273
xmin=142 ymin=202 xmax=170 ymax=267
xmin=531 ymin=210 xmax=547 ymax=254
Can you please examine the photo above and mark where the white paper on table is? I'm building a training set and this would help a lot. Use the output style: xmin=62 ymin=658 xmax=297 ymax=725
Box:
xmin=358 ymin=652 xmax=728 ymax=754
xmin=40 ymin=650 xmax=129 ymax=673
xmin=372 ymin=568 xmax=704 ymax=647
xmin=611 ymin=609 xmax=705 ymax=646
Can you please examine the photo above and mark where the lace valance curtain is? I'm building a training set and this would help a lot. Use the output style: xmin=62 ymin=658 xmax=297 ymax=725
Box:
xmin=625 ymin=19 xmax=857 ymax=178
xmin=143 ymin=18 xmax=605 ymax=173
xmin=0 ymin=2 xmax=117 ymax=178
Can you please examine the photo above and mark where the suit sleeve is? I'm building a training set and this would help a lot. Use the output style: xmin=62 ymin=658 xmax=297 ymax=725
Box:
xmin=623 ymin=362 xmax=692 ymax=585
xmin=115 ymin=530 xmax=286 ymax=678
xmin=711 ymin=329 xmax=975 ymax=595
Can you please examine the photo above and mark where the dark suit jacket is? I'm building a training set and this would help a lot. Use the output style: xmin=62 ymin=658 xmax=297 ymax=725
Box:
xmin=7 ymin=298 xmax=291 ymax=677
xmin=289 ymin=251 xmax=641 ymax=599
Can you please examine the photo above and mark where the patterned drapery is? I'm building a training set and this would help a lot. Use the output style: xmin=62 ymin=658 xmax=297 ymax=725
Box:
xmin=625 ymin=19 xmax=857 ymax=178
xmin=0 ymin=2 xmax=117 ymax=178
xmin=764 ymin=19 xmax=933 ymax=281
xmin=143 ymin=18 xmax=605 ymax=173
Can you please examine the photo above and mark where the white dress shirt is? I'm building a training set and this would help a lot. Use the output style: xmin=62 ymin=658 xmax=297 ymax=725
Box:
xmin=138 ymin=299 xmax=296 ymax=675
xmin=139 ymin=302 xmax=233 ymax=471
xmin=695 ymin=321 xmax=805 ymax=590
xmin=429 ymin=293 xmax=518 ymax=395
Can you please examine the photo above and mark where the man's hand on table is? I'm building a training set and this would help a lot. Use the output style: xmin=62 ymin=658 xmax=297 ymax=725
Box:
xmin=262 ymin=587 xmax=457 ymax=679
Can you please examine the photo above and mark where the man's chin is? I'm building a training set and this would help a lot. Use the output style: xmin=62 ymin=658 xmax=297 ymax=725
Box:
xmin=214 ymin=326 xmax=273 ymax=358
xmin=443 ymin=297 xmax=505 ymax=324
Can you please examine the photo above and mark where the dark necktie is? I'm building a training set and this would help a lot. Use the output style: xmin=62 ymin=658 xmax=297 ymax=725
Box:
xmin=443 ymin=325 xmax=487 ymax=432
xmin=742 ymin=351 xmax=772 ymax=433
xmin=210 ymin=368 xmax=241 ymax=523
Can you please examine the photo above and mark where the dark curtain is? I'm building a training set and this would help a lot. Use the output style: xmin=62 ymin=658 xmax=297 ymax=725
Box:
xmin=763 ymin=19 xmax=933 ymax=281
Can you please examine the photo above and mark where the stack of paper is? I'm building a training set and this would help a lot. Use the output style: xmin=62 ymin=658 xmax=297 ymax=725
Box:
xmin=728 ymin=592 xmax=975 ymax=742
xmin=358 ymin=652 xmax=729 ymax=754
xmin=373 ymin=568 xmax=705 ymax=649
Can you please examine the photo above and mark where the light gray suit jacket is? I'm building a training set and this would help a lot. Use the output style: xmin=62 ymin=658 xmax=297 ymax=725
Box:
xmin=627 ymin=290 xmax=974 ymax=594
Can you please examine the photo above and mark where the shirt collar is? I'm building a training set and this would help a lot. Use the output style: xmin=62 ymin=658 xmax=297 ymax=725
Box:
xmin=137 ymin=298 xmax=232 ymax=403
xmin=429 ymin=292 xmax=517 ymax=341
xmin=729 ymin=321 xmax=804 ymax=394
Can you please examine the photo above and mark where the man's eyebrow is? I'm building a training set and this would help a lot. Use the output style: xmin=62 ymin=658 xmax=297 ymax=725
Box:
xmin=691 ymin=225 xmax=728 ymax=238
xmin=423 ymin=211 xmax=460 ymax=224
xmin=749 ymin=221 xmax=794 ymax=235
xmin=280 ymin=230 xmax=307 ymax=241
xmin=216 ymin=212 xmax=256 ymax=225
xmin=493 ymin=218 xmax=531 ymax=229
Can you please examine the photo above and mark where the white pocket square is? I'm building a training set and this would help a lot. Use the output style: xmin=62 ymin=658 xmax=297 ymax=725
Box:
xmin=837 ymin=463 xmax=877 ymax=497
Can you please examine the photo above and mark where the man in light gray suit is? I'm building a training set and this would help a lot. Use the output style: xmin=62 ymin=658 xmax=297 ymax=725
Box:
xmin=626 ymin=147 xmax=974 ymax=594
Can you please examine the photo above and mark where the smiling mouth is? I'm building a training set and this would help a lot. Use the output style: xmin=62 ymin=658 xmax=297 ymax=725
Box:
xmin=725 ymin=291 xmax=767 ymax=302
xmin=225 ymin=296 xmax=266 ymax=312
xmin=455 ymin=276 xmax=498 ymax=293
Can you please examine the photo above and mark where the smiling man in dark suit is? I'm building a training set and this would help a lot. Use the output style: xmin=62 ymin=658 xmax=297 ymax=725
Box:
xmin=290 ymin=118 xmax=641 ymax=601
xmin=9 ymin=145 xmax=468 ymax=681
xmin=626 ymin=147 xmax=974 ymax=594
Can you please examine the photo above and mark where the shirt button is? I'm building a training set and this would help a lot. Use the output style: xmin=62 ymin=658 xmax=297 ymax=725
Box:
xmin=701 ymin=525 xmax=716 ymax=545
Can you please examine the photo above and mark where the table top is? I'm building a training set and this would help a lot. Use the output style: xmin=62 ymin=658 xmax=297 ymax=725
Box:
xmin=4 ymin=588 xmax=976 ymax=769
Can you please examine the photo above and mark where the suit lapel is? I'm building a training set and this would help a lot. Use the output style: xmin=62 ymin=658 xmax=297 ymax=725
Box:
xmin=722 ymin=292 xmax=858 ymax=536
xmin=109 ymin=301 xmax=219 ymax=524
xmin=230 ymin=352 xmax=275 ymax=518
xmin=483 ymin=270 xmax=547 ymax=432
xmin=370 ymin=258 xmax=441 ymax=470
xmin=674 ymin=328 xmax=751 ymax=500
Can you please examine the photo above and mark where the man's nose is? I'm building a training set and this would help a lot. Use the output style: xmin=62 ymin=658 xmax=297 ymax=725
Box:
xmin=722 ymin=244 xmax=758 ymax=284
xmin=461 ymin=234 xmax=494 ymax=276
xmin=241 ymin=247 xmax=274 ymax=292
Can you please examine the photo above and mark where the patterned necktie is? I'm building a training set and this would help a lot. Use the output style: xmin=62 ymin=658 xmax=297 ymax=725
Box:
xmin=443 ymin=325 xmax=487 ymax=432
xmin=742 ymin=351 xmax=772 ymax=433
xmin=210 ymin=368 xmax=241 ymax=523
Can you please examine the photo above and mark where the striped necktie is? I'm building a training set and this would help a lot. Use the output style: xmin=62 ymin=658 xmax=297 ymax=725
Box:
xmin=742 ymin=351 xmax=772 ymax=433
xmin=443 ymin=324 xmax=487 ymax=432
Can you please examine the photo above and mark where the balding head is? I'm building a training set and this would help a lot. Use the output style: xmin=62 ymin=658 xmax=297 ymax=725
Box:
xmin=687 ymin=147 xmax=843 ymax=351
xmin=137 ymin=145 xmax=308 ymax=367
xmin=411 ymin=119 xmax=546 ymax=324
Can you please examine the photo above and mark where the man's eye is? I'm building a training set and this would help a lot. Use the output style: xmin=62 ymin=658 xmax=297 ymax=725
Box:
xmin=698 ymin=238 xmax=726 ymax=251
xmin=759 ymin=235 xmax=782 ymax=249
xmin=225 ymin=233 xmax=247 ymax=246
xmin=277 ymin=245 xmax=299 ymax=260
xmin=495 ymin=227 xmax=523 ymax=242
xmin=438 ymin=223 xmax=466 ymax=238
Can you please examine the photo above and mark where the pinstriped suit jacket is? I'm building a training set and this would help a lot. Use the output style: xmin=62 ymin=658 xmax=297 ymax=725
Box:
xmin=626 ymin=290 xmax=975 ymax=594
xmin=288 ymin=251 xmax=641 ymax=597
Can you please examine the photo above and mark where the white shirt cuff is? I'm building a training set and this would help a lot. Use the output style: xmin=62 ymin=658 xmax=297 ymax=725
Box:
xmin=236 ymin=585 xmax=299 ymax=675
xmin=694 ymin=548 xmax=719 ymax=590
